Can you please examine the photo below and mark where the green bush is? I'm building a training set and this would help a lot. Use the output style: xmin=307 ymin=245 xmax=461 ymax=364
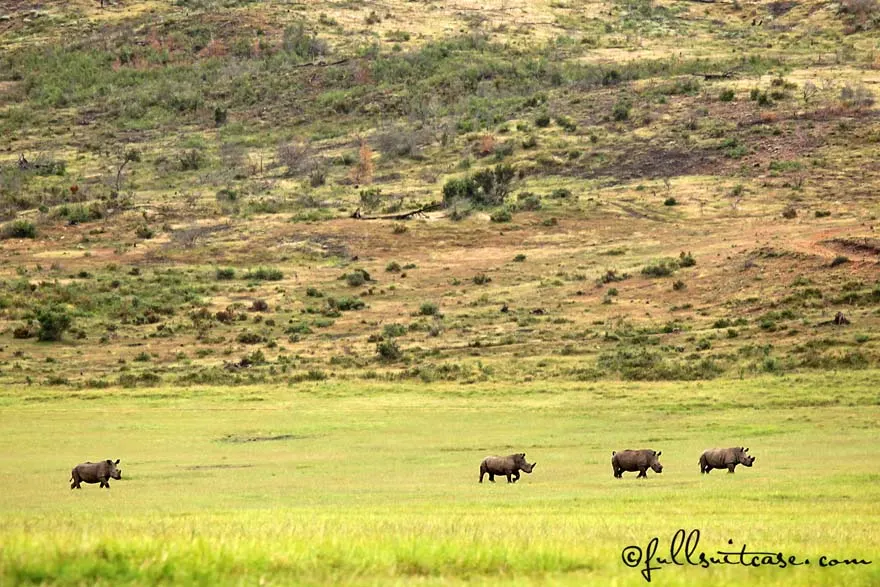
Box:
xmin=244 ymin=267 xmax=283 ymax=281
xmin=1 ymin=220 xmax=37 ymax=239
xmin=612 ymin=100 xmax=631 ymax=121
xmin=419 ymin=302 xmax=439 ymax=316
xmin=216 ymin=268 xmax=236 ymax=280
xmin=36 ymin=305 xmax=72 ymax=342
xmin=376 ymin=339 xmax=403 ymax=361
xmin=641 ymin=258 xmax=679 ymax=278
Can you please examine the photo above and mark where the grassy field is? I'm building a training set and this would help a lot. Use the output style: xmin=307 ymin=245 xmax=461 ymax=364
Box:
xmin=1 ymin=0 xmax=879 ymax=584
xmin=0 ymin=372 xmax=877 ymax=585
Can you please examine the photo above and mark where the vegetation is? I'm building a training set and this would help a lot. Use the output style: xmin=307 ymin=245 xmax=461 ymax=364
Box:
xmin=0 ymin=1 xmax=877 ymax=581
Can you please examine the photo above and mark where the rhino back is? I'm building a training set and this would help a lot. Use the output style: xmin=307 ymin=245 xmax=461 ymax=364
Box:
xmin=703 ymin=448 xmax=735 ymax=466
xmin=482 ymin=456 xmax=515 ymax=473
xmin=614 ymin=450 xmax=651 ymax=469
xmin=74 ymin=462 xmax=106 ymax=482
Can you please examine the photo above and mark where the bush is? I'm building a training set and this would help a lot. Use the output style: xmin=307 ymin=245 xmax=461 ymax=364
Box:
xmin=490 ymin=207 xmax=513 ymax=223
xmin=472 ymin=273 xmax=492 ymax=285
xmin=383 ymin=323 xmax=407 ymax=338
xmin=517 ymin=192 xmax=542 ymax=211
xmin=135 ymin=225 xmax=154 ymax=239
xmin=376 ymin=339 xmax=402 ymax=361
xmin=237 ymin=331 xmax=266 ymax=344
xmin=244 ymin=267 xmax=283 ymax=281
xmin=641 ymin=258 xmax=679 ymax=278
xmin=1 ymin=220 xmax=36 ymax=239
xmin=346 ymin=271 xmax=366 ymax=287
xmin=216 ymin=268 xmax=236 ymax=280
xmin=305 ymin=287 xmax=323 ymax=297
xmin=612 ymin=100 xmax=631 ymax=121
xmin=663 ymin=197 xmax=677 ymax=206
xmin=830 ymin=255 xmax=850 ymax=267
xmin=178 ymin=149 xmax=204 ymax=171
xmin=386 ymin=261 xmax=402 ymax=273
xmin=442 ymin=164 xmax=515 ymax=207
xmin=550 ymin=188 xmax=572 ymax=199
xmin=719 ymin=88 xmax=736 ymax=102
xmin=327 ymin=296 xmax=365 ymax=311
xmin=36 ymin=305 xmax=72 ymax=341
xmin=534 ymin=112 xmax=551 ymax=127
xmin=513 ymin=254 xmax=527 ymax=262
xmin=419 ymin=302 xmax=439 ymax=316
xmin=678 ymin=251 xmax=696 ymax=267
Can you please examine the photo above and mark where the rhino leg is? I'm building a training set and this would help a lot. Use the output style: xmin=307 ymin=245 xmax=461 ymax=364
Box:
xmin=511 ymin=471 xmax=520 ymax=483
xmin=637 ymin=468 xmax=647 ymax=479
xmin=506 ymin=473 xmax=513 ymax=483
xmin=479 ymin=467 xmax=486 ymax=483
xmin=70 ymin=470 xmax=81 ymax=489
xmin=727 ymin=464 xmax=736 ymax=474
xmin=488 ymin=473 xmax=495 ymax=483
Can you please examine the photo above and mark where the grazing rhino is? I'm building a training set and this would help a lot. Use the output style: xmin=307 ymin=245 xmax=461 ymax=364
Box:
xmin=479 ymin=453 xmax=536 ymax=483
xmin=70 ymin=459 xmax=122 ymax=489
xmin=612 ymin=449 xmax=663 ymax=479
xmin=699 ymin=447 xmax=755 ymax=474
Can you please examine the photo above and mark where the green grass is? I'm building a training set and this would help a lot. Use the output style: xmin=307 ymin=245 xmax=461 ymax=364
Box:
xmin=0 ymin=372 xmax=877 ymax=585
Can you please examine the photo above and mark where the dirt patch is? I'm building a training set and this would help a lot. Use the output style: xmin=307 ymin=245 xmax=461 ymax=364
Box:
xmin=581 ymin=146 xmax=722 ymax=181
xmin=825 ymin=237 xmax=880 ymax=258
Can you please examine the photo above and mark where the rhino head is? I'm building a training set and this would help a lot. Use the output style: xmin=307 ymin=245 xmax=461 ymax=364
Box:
xmin=107 ymin=459 xmax=122 ymax=479
xmin=514 ymin=453 xmax=536 ymax=474
xmin=650 ymin=450 xmax=663 ymax=473
xmin=737 ymin=448 xmax=755 ymax=467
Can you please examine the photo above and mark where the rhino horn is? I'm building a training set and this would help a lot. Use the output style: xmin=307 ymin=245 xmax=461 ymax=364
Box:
xmin=656 ymin=451 xmax=662 ymax=456
xmin=115 ymin=459 xmax=120 ymax=464
xmin=744 ymin=448 xmax=748 ymax=452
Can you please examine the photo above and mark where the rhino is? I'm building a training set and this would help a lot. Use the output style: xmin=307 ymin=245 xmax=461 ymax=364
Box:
xmin=70 ymin=459 xmax=122 ymax=489
xmin=611 ymin=449 xmax=663 ymax=479
xmin=700 ymin=447 xmax=755 ymax=474
xmin=479 ymin=453 xmax=536 ymax=483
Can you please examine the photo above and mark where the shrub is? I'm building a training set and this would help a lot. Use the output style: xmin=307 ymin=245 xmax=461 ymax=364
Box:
xmin=419 ymin=302 xmax=439 ymax=316
xmin=244 ymin=267 xmax=283 ymax=281
xmin=36 ymin=305 xmax=72 ymax=341
xmin=327 ymin=296 xmax=365 ymax=311
xmin=178 ymin=149 xmax=204 ymax=171
xmin=534 ymin=112 xmax=551 ymax=127
xmin=719 ymin=88 xmax=736 ymax=102
xmin=305 ymin=287 xmax=323 ymax=298
xmin=672 ymin=280 xmax=687 ymax=291
xmin=237 ymin=331 xmax=266 ymax=344
xmin=346 ymin=271 xmax=366 ymax=287
xmin=517 ymin=192 xmax=542 ymax=211
xmin=386 ymin=261 xmax=402 ymax=273
xmin=377 ymin=339 xmax=402 ymax=361
xmin=383 ymin=323 xmax=407 ymax=338
xmin=550 ymin=188 xmax=572 ymax=199
xmin=612 ymin=100 xmax=631 ymax=121
xmin=663 ymin=197 xmax=677 ymax=206
xmin=678 ymin=251 xmax=696 ymax=267
xmin=442 ymin=164 xmax=514 ymax=207
xmin=1 ymin=220 xmax=36 ymax=239
xmin=392 ymin=223 xmax=408 ymax=234
xmin=251 ymin=300 xmax=269 ymax=312
xmin=472 ymin=273 xmax=492 ymax=285
xmin=216 ymin=268 xmax=236 ymax=280
xmin=830 ymin=256 xmax=850 ymax=267
xmin=641 ymin=258 xmax=679 ymax=278
xmin=282 ymin=22 xmax=329 ymax=60
xmin=556 ymin=115 xmax=577 ymax=132
xmin=513 ymin=254 xmax=527 ymax=262
xmin=490 ymin=207 xmax=513 ymax=223
xmin=135 ymin=225 xmax=154 ymax=239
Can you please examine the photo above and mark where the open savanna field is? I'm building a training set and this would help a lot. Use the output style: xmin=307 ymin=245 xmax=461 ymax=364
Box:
xmin=0 ymin=0 xmax=879 ymax=584
xmin=0 ymin=373 xmax=878 ymax=585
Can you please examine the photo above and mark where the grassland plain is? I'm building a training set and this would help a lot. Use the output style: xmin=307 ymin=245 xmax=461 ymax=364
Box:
xmin=1 ymin=0 xmax=879 ymax=584
xmin=0 ymin=373 xmax=878 ymax=585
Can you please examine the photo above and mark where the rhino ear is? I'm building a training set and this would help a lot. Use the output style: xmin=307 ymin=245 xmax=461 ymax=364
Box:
xmin=744 ymin=448 xmax=748 ymax=452
xmin=520 ymin=453 xmax=526 ymax=458
xmin=115 ymin=459 xmax=120 ymax=464
xmin=106 ymin=459 xmax=112 ymax=465
xmin=656 ymin=451 xmax=662 ymax=456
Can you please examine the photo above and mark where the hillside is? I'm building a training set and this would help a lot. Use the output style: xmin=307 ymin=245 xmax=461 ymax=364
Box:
xmin=1 ymin=0 xmax=878 ymax=388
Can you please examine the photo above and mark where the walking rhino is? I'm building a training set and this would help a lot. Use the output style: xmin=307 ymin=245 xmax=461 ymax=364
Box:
xmin=611 ymin=449 xmax=663 ymax=479
xmin=479 ymin=453 xmax=536 ymax=483
xmin=699 ymin=447 xmax=755 ymax=474
xmin=70 ymin=459 xmax=122 ymax=489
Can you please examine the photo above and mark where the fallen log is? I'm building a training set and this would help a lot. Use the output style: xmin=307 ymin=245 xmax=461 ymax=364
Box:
xmin=350 ymin=202 xmax=443 ymax=220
